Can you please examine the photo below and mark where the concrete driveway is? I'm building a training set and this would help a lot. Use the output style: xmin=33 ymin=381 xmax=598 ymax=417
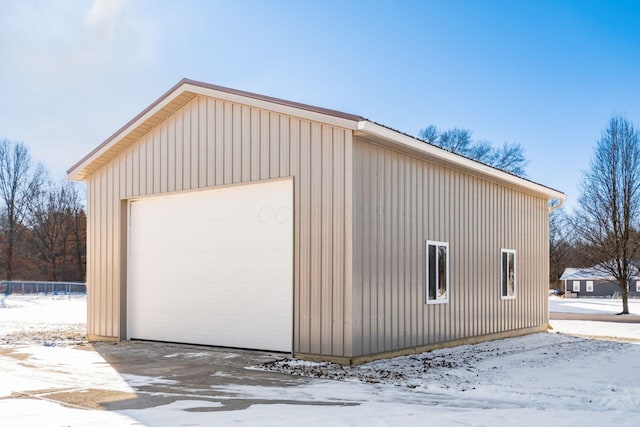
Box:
xmin=3 ymin=340 xmax=358 ymax=413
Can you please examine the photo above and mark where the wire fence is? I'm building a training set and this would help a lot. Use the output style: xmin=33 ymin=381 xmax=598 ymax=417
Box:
xmin=0 ymin=281 xmax=86 ymax=297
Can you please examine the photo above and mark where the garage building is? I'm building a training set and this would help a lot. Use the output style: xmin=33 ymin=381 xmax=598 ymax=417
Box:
xmin=68 ymin=79 xmax=565 ymax=363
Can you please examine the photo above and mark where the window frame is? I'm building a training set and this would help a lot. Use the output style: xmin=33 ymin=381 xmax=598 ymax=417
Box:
xmin=573 ymin=281 xmax=580 ymax=292
xmin=586 ymin=280 xmax=594 ymax=292
xmin=500 ymin=249 xmax=517 ymax=300
xmin=425 ymin=240 xmax=449 ymax=304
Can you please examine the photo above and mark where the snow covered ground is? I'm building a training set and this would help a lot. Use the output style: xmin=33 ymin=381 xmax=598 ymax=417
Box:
xmin=1 ymin=295 xmax=640 ymax=426
xmin=549 ymin=295 xmax=640 ymax=315
xmin=550 ymin=319 xmax=640 ymax=340
xmin=0 ymin=294 xmax=86 ymax=346
xmin=549 ymin=296 xmax=640 ymax=340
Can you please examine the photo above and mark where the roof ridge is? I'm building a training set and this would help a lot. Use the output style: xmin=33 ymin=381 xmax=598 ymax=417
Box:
xmin=181 ymin=78 xmax=366 ymax=122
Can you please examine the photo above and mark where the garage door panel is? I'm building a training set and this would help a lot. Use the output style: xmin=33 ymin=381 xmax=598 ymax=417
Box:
xmin=128 ymin=179 xmax=293 ymax=352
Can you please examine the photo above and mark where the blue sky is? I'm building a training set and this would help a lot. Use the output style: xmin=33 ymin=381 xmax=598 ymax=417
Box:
xmin=1 ymin=0 xmax=639 ymax=211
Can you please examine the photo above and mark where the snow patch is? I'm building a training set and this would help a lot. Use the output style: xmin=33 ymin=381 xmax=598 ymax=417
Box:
xmin=163 ymin=351 xmax=210 ymax=358
xmin=120 ymin=374 xmax=178 ymax=387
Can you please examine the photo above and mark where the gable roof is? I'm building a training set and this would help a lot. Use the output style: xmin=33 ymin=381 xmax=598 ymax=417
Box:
xmin=561 ymin=265 xmax=640 ymax=281
xmin=560 ymin=267 xmax=615 ymax=281
xmin=67 ymin=78 xmax=566 ymax=204
xmin=67 ymin=78 xmax=364 ymax=181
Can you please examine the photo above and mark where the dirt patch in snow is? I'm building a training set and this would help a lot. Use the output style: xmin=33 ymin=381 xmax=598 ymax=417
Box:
xmin=0 ymin=347 xmax=31 ymax=361
xmin=0 ymin=324 xmax=87 ymax=347
xmin=259 ymin=333 xmax=627 ymax=392
xmin=5 ymin=388 xmax=138 ymax=410
xmin=0 ymin=295 xmax=88 ymax=347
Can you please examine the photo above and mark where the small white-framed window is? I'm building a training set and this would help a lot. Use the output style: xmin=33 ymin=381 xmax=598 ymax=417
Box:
xmin=425 ymin=240 xmax=449 ymax=304
xmin=573 ymin=281 xmax=580 ymax=292
xmin=636 ymin=281 xmax=640 ymax=292
xmin=500 ymin=249 xmax=516 ymax=299
xmin=586 ymin=281 xmax=594 ymax=292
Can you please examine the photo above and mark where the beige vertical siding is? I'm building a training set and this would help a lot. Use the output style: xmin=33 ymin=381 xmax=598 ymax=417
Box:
xmin=85 ymin=95 xmax=354 ymax=357
xmin=85 ymin=91 xmax=551 ymax=360
xmin=352 ymin=138 xmax=549 ymax=357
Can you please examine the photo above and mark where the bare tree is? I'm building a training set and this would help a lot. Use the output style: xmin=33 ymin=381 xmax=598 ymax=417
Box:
xmin=28 ymin=180 xmax=86 ymax=281
xmin=574 ymin=116 xmax=640 ymax=314
xmin=69 ymin=190 xmax=87 ymax=281
xmin=418 ymin=125 xmax=529 ymax=176
xmin=419 ymin=125 xmax=439 ymax=144
xmin=549 ymin=207 xmax=572 ymax=288
xmin=491 ymin=142 xmax=529 ymax=176
xmin=437 ymin=128 xmax=473 ymax=153
xmin=0 ymin=140 xmax=45 ymax=280
xmin=467 ymin=140 xmax=495 ymax=164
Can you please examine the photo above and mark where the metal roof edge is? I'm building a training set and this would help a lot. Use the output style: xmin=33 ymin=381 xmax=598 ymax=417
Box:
xmin=68 ymin=78 xmax=364 ymax=181
xmin=356 ymin=120 xmax=567 ymax=201
xmin=180 ymin=78 xmax=365 ymax=122
xmin=67 ymin=78 xmax=569 ymax=202
xmin=67 ymin=78 xmax=192 ymax=180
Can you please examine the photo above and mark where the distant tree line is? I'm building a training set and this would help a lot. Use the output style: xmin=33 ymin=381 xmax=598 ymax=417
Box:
xmin=0 ymin=139 xmax=86 ymax=282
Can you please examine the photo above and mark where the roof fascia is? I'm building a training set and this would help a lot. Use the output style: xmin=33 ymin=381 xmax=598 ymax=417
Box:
xmin=67 ymin=81 xmax=192 ymax=181
xmin=356 ymin=120 xmax=567 ymax=202
xmin=68 ymin=79 xmax=360 ymax=181
xmin=183 ymin=83 xmax=359 ymax=130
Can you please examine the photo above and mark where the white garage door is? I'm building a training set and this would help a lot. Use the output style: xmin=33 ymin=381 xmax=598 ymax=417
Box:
xmin=127 ymin=179 xmax=293 ymax=352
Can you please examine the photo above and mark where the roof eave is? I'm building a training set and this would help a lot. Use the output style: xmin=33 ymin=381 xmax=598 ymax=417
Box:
xmin=355 ymin=120 xmax=567 ymax=202
xmin=67 ymin=78 xmax=196 ymax=181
